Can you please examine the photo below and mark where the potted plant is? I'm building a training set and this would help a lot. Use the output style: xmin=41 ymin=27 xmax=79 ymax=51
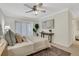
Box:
xmin=33 ymin=24 xmax=39 ymax=36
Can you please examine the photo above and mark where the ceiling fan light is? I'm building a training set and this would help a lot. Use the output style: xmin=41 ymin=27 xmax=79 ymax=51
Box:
xmin=35 ymin=11 xmax=38 ymax=15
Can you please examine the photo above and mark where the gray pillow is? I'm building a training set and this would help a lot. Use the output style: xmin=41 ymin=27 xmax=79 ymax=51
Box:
xmin=5 ymin=30 xmax=16 ymax=46
xmin=5 ymin=30 xmax=13 ymax=46
xmin=9 ymin=30 xmax=16 ymax=45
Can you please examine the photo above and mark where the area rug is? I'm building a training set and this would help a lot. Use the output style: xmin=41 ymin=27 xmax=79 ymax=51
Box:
xmin=29 ymin=46 xmax=71 ymax=56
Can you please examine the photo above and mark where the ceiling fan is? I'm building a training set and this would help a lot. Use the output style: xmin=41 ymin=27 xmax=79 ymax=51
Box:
xmin=24 ymin=3 xmax=46 ymax=15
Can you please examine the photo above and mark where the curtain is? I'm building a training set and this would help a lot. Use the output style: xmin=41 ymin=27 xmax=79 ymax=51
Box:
xmin=15 ymin=21 xmax=33 ymax=36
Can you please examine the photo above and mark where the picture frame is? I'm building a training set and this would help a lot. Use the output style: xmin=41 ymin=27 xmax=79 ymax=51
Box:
xmin=42 ymin=19 xmax=54 ymax=29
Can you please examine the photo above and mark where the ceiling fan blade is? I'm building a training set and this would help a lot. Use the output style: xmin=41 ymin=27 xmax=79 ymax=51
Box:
xmin=25 ymin=10 xmax=33 ymax=13
xmin=37 ymin=9 xmax=46 ymax=13
xmin=38 ymin=3 xmax=43 ymax=7
xmin=24 ymin=4 xmax=33 ymax=9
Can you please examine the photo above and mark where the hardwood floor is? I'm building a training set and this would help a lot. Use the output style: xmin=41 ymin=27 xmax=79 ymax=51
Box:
xmin=51 ymin=42 xmax=79 ymax=56
xmin=29 ymin=46 xmax=71 ymax=56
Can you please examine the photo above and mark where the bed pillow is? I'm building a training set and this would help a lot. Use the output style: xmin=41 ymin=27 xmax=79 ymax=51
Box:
xmin=9 ymin=30 xmax=16 ymax=45
xmin=5 ymin=30 xmax=13 ymax=46
xmin=22 ymin=36 xmax=28 ymax=42
xmin=5 ymin=30 xmax=16 ymax=46
xmin=15 ymin=33 xmax=23 ymax=43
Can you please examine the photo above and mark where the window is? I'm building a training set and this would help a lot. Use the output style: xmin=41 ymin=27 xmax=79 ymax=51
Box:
xmin=15 ymin=21 xmax=33 ymax=36
xmin=15 ymin=22 xmax=21 ymax=34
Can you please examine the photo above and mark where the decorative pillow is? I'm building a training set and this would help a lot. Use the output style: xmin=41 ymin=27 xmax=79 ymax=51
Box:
xmin=22 ymin=36 xmax=27 ymax=42
xmin=9 ymin=30 xmax=16 ymax=45
xmin=5 ymin=31 xmax=13 ymax=46
xmin=15 ymin=34 xmax=23 ymax=43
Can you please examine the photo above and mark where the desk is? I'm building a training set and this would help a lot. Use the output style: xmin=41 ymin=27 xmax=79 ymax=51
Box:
xmin=41 ymin=32 xmax=54 ymax=43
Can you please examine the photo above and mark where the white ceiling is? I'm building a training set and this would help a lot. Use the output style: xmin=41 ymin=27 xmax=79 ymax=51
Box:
xmin=0 ymin=3 xmax=79 ymax=18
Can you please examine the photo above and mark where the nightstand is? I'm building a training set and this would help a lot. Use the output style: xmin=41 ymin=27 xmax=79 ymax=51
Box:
xmin=0 ymin=39 xmax=7 ymax=56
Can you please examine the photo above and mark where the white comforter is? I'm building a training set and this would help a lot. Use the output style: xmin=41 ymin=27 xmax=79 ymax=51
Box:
xmin=7 ymin=36 xmax=50 ymax=56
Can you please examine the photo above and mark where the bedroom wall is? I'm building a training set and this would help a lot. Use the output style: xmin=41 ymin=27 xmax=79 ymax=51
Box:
xmin=0 ymin=9 xmax=5 ymax=35
xmin=39 ymin=9 xmax=73 ymax=47
xmin=39 ymin=15 xmax=55 ymax=33
xmin=68 ymin=10 xmax=73 ymax=46
xmin=72 ymin=17 xmax=79 ymax=41
xmin=5 ymin=16 xmax=40 ymax=33
xmin=53 ymin=9 xmax=73 ymax=47
xmin=73 ymin=17 xmax=79 ymax=34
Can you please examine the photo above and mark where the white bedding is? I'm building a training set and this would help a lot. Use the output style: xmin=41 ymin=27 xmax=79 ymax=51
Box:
xmin=7 ymin=36 xmax=50 ymax=56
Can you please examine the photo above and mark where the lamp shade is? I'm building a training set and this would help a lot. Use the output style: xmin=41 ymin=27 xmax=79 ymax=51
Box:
xmin=4 ymin=26 xmax=10 ymax=30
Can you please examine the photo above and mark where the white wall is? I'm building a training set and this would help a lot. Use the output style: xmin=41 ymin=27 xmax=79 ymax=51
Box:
xmin=68 ymin=10 xmax=73 ymax=46
xmin=72 ymin=17 xmax=79 ymax=41
xmin=54 ymin=9 xmax=73 ymax=47
xmin=5 ymin=16 xmax=40 ymax=33
xmin=39 ymin=9 xmax=73 ymax=47
xmin=0 ymin=9 xmax=5 ymax=35
xmin=72 ymin=19 xmax=77 ymax=41
xmin=73 ymin=17 xmax=79 ymax=35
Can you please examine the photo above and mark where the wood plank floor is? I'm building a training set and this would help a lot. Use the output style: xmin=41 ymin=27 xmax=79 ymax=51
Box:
xmin=51 ymin=41 xmax=79 ymax=56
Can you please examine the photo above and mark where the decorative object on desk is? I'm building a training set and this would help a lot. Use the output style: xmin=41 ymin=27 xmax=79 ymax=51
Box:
xmin=49 ymin=29 xmax=52 ymax=32
xmin=33 ymin=24 xmax=39 ymax=36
